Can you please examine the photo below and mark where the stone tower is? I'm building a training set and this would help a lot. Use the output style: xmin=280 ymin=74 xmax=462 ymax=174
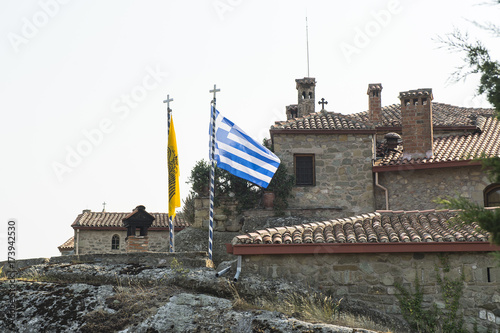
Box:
xmin=296 ymin=77 xmax=316 ymax=117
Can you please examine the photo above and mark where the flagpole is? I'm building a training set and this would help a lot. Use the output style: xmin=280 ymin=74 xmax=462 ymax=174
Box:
xmin=163 ymin=94 xmax=175 ymax=253
xmin=209 ymin=84 xmax=220 ymax=262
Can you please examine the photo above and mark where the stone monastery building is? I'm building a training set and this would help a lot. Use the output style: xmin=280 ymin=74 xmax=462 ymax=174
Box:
xmin=58 ymin=77 xmax=500 ymax=330
xmin=226 ymin=78 xmax=500 ymax=331
xmin=272 ymin=78 xmax=500 ymax=216
xmin=58 ymin=206 xmax=188 ymax=255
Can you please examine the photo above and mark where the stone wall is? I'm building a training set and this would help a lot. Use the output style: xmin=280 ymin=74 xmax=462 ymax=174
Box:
xmin=193 ymin=197 xmax=240 ymax=230
xmin=193 ymin=198 xmax=344 ymax=234
xmin=241 ymin=251 xmax=500 ymax=332
xmin=273 ymin=132 xmax=374 ymax=216
xmin=76 ymin=229 xmax=169 ymax=255
xmin=126 ymin=235 xmax=149 ymax=253
xmin=375 ymin=165 xmax=490 ymax=211
xmin=0 ymin=251 xmax=212 ymax=271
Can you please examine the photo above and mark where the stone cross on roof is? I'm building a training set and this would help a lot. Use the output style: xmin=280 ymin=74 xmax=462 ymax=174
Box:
xmin=318 ymin=98 xmax=328 ymax=110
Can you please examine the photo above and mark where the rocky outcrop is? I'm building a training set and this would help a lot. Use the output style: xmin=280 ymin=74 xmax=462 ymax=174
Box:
xmin=126 ymin=293 xmax=373 ymax=333
xmin=0 ymin=259 xmax=400 ymax=333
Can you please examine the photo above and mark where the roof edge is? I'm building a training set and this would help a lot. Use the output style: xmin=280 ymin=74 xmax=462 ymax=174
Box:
xmin=373 ymin=160 xmax=482 ymax=172
xmin=227 ymin=242 xmax=500 ymax=255
xmin=270 ymin=129 xmax=376 ymax=135
xmin=374 ymin=125 xmax=478 ymax=132
xmin=72 ymin=226 xmax=186 ymax=231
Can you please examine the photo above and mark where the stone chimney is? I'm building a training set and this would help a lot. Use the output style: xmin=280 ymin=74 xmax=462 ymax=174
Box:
xmin=399 ymin=88 xmax=434 ymax=160
xmin=286 ymin=104 xmax=298 ymax=120
xmin=126 ymin=235 xmax=149 ymax=253
xmin=296 ymin=77 xmax=316 ymax=117
xmin=367 ymin=83 xmax=383 ymax=125
xmin=385 ymin=132 xmax=401 ymax=151
xmin=122 ymin=205 xmax=155 ymax=253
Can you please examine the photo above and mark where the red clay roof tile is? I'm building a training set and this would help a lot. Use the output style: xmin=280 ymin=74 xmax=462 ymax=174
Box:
xmin=376 ymin=116 xmax=500 ymax=166
xmin=232 ymin=210 xmax=492 ymax=246
xmin=58 ymin=236 xmax=75 ymax=251
xmin=274 ymin=102 xmax=496 ymax=132
xmin=71 ymin=211 xmax=189 ymax=229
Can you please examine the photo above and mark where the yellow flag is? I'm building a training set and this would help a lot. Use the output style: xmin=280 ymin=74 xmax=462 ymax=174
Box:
xmin=168 ymin=116 xmax=180 ymax=218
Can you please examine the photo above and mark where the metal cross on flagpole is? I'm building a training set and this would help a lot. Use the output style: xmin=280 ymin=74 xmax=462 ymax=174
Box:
xmin=163 ymin=94 xmax=173 ymax=113
xmin=163 ymin=94 xmax=175 ymax=253
xmin=208 ymin=84 xmax=220 ymax=261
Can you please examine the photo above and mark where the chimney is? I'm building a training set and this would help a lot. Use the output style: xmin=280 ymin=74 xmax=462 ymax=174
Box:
xmin=286 ymin=104 xmax=298 ymax=120
xmin=122 ymin=205 xmax=155 ymax=253
xmin=296 ymin=77 xmax=316 ymax=117
xmin=399 ymin=88 xmax=434 ymax=160
xmin=384 ymin=132 xmax=401 ymax=151
xmin=367 ymin=83 xmax=383 ymax=124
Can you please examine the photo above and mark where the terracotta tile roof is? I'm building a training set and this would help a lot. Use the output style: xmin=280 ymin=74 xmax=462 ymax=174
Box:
xmin=272 ymin=102 xmax=495 ymax=132
xmin=58 ymin=236 xmax=74 ymax=251
xmin=232 ymin=210 xmax=491 ymax=245
xmin=376 ymin=116 xmax=500 ymax=166
xmin=348 ymin=102 xmax=496 ymax=128
xmin=71 ymin=211 xmax=189 ymax=229
xmin=272 ymin=111 xmax=372 ymax=130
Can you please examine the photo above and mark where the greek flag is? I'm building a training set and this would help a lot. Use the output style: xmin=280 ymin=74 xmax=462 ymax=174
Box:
xmin=210 ymin=108 xmax=280 ymax=188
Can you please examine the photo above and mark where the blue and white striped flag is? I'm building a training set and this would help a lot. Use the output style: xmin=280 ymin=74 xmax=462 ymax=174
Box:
xmin=210 ymin=108 xmax=280 ymax=188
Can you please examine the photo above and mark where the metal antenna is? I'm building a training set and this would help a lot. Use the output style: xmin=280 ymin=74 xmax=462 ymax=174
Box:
xmin=306 ymin=16 xmax=310 ymax=77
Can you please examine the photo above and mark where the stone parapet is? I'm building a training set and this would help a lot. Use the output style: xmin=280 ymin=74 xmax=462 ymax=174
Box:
xmin=0 ymin=251 xmax=213 ymax=270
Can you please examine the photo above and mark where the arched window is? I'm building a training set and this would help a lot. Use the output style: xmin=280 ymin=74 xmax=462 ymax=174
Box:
xmin=484 ymin=184 xmax=500 ymax=207
xmin=111 ymin=234 xmax=120 ymax=250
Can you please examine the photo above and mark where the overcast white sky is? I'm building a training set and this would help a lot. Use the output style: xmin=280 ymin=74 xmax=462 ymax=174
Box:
xmin=1 ymin=0 xmax=499 ymax=260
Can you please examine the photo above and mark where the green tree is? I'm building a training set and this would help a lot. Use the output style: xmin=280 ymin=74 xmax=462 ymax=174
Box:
xmin=185 ymin=145 xmax=294 ymax=216
xmin=185 ymin=159 xmax=261 ymax=214
xmin=437 ymin=1 xmax=500 ymax=247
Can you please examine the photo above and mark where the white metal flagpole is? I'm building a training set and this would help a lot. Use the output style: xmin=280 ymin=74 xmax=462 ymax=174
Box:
xmin=208 ymin=84 xmax=220 ymax=261
xmin=163 ymin=94 xmax=175 ymax=253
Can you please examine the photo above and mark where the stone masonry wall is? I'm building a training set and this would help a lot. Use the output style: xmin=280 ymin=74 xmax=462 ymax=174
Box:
xmin=126 ymin=236 xmax=149 ymax=253
xmin=273 ymin=132 xmax=374 ymax=217
xmin=76 ymin=230 xmax=169 ymax=255
xmin=242 ymin=252 xmax=500 ymax=332
xmin=0 ymin=251 xmax=212 ymax=271
xmin=375 ymin=165 xmax=490 ymax=211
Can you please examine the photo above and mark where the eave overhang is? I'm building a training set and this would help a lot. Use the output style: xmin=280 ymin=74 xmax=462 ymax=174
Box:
xmin=372 ymin=160 xmax=482 ymax=173
xmin=226 ymin=242 xmax=500 ymax=256
xmin=72 ymin=226 xmax=185 ymax=231
xmin=270 ymin=129 xmax=376 ymax=135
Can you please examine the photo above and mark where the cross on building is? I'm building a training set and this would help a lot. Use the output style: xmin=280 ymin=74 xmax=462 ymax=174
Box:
xmin=318 ymin=98 xmax=328 ymax=110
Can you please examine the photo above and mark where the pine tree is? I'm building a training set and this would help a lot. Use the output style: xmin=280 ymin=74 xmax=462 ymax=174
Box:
xmin=437 ymin=2 xmax=500 ymax=246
